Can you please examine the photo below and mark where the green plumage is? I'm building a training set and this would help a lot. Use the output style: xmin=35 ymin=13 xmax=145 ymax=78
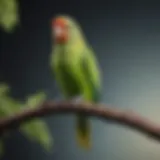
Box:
xmin=50 ymin=15 xmax=101 ymax=149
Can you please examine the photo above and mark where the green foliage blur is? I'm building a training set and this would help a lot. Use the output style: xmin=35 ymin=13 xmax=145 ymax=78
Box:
xmin=0 ymin=0 xmax=19 ymax=32
xmin=0 ymin=84 xmax=53 ymax=156
xmin=0 ymin=0 xmax=53 ymax=157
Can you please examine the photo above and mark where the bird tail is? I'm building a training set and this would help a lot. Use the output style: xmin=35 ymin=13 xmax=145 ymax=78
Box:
xmin=75 ymin=114 xmax=91 ymax=149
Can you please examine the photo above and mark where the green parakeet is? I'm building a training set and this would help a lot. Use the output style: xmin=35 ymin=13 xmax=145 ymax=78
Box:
xmin=50 ymin=15 xmax=102 ymax=149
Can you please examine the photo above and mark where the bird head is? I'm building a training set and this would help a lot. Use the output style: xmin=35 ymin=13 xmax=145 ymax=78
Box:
xmin=51 ymin=15 xmax=83 ymax=44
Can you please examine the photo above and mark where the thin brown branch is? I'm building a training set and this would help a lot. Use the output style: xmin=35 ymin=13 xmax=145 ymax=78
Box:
xmin=0 ymin=101 xmax=160 ymax=142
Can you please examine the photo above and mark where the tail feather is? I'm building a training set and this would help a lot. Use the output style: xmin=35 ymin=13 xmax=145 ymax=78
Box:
xmin=76 ymin=115 xmax=91 ymax=149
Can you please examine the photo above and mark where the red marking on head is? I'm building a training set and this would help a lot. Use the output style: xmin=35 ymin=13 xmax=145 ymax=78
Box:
xmin=51 ymin=17 xmax=69 ymax=43
xmin=52 ymin=17 xmax=67 ymax=28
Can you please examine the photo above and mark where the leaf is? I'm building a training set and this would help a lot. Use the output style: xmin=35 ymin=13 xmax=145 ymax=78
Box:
xmin=20 ymin=120 xmax=53 ymax=152
xmin=26 ymin=92 xmax=46 ymax=108
xmin=0 ymin=96 xmax=23 ymax=117
xmin=0 ymin=83 xmax=9 ymax=97
xmin=20 ymin=92 xmax=53 ymax=151
xmin=0 ymin=87 xmax=53 ymax=153
xmin=0 ymin=0 xmax=19 ymax=32
xmin=0 ymin=83 xmax=20 ymax=116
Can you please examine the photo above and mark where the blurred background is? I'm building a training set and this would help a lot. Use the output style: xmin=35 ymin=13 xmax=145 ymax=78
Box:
xmin=0 ymin=0 xmax=160 ymax=160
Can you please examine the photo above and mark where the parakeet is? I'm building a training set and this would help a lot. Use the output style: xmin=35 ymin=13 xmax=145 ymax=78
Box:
xmin=50 ymin=15 xmax=102 ymax=149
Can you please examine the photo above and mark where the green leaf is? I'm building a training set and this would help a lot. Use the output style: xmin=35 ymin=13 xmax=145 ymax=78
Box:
xmin=26 ymin=92 xmax=46 ymax=108
xmin=0 ymin=83 xmax=24 ymax=117
xmin=0 ymin=96 xmax=23 ymax=117
xmin=0 ymin=86 xmax=53 ymax=153
xmin=20 ymin=92 xmax=53 ymax=151
xmin=0 ymin=0 xmax=19 ymax=32
xmin=20 ymin=120 xmax=53 ymax=152
xmin=0 ymin=83 xmax=9 ymax=97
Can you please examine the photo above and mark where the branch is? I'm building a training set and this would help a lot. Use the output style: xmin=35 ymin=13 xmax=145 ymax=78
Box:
xmin=0 ymin=101 xmax=160 ymax=142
